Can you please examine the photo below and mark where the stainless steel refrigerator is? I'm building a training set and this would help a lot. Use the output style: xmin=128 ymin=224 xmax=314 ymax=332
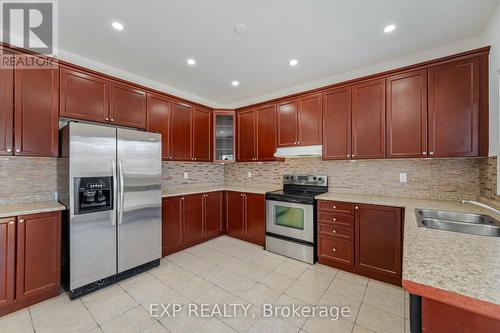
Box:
xmin=58 ymin=122 xmax=162 ymax=298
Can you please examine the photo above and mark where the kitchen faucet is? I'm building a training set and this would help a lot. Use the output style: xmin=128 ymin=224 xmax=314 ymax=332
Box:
xmin=461 ymin=200 xmax=500 ymax=215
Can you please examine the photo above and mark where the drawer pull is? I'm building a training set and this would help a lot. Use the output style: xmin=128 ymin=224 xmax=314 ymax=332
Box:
xmin=333 ymin=205 xmax=336 ymax=209
xmin=332 ymin=247 xmax=337 ymax=252
xmin=8 ymin=220 xmax=14 ymax=225
xmin=18 ymin=219 xmax=25 ymax=223
xmin=355 ymin=206 xmax=359 ymax=210
xmin=332 ymin=229 xmax=337 ymax=234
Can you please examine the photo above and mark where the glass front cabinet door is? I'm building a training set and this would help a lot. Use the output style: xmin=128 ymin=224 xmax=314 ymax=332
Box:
xmin=213 ymin=110 xmax=235 ymax=162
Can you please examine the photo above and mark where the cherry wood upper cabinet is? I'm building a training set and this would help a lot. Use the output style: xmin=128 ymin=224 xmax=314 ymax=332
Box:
xmin=386 ymin=70 xmax=428 ymax=158
xmin=322 ymin=87 xmax=352 ymax=160
xmin=244 ymin=193 xmax=265 ymax=246
xmin=428 ymin=58 xmax=479 ymax=157
xmin=297 ymin=93 xmax=322 ymax=145
xmin=355 ymin=204 xmax=402 ymax=283
xmin=351 ymin=79 xmax=386 ymax=159
xmin=171 ymin=102 xmax=192 ymax=161
xmin=236 ymin=109 xmax=256 ymax=162
xmin=14 ymin=56 xmax=58 ymax=157
xmin=15 ymin=212 xmax=60 ymax=302
xmin=162 ymin=197 xmax=183 ymax=256
xmin=277 ymin=100 xmax=298 ymax=147
xmin=225 ymin=191 xmax=245 ymax=236
xmin=182 ymin=194 xmax=204 ymax=244
xmin=60 ymin=67 xmax=109 ymax=123
xmin=0 ymin=53 xmax=14 ymax=156
xmin=192 ymin=107 xmax=212 ymax=162
xmin=110 ymin=82 xmax=147 ymax=129
xmin=204 ymin=192 xmax=223 ymax=237
xmin=256 ymin=104 xmax=277 ymax=161
xmin=0 ymin=218 xmax=15 ymax=313
xmin=147 ymin=93 xmax=171 ymax=160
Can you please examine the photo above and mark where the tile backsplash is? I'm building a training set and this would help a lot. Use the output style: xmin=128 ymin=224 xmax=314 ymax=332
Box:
xmin=224 ymin=157 xmax=483 ymax=201
xmin=161 ymin=161 xmax=225 ymax=189
xmin=479 ymin=156 xmax=499 ymax=203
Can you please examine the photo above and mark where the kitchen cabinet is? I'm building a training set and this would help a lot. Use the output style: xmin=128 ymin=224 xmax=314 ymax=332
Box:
xmin=236 ymin=105 xmax=276 ymax=162
xmin=171 ymin=101 xmax=192 ymax=161
xmin=192 ymin=107 xmax=212 ymax=162
xmin=317 ymin=200 xmax=402 ymax=286
xmin=386 ymin=70 xmax=427 ymax=158
xmin=14 ymin=55 xmax=58 ymax=157
xmin=428 ymin=57 xmax=479 ymax=157
xmin=162 ymin=196 xmax=183 ymax=256
xmin=322 ymin=87 xmax=352 ymax=160
xmin=351 ymin=79 xmax=385 ymax=159
xmin=147 ymin=93 xmax=171 ymax=160
xmin=60 ymin=67 xmax=110 ymax=123
xmin=161 ymin=192 xmax=224 ymax=256
xmin=0 ymin=51 xmax=14 ymax=156
xmin=110 ymin=82 xmax=147 ymax=129
xmin=225 ymin=191 xmax=265 ymax=246
xmin=277 ymin=93 xmax=322 ymax=147
xmin=0 ymin=212 xmax=61 ymax=317
xmin=213 ymin=110 xmax=235 ymax=162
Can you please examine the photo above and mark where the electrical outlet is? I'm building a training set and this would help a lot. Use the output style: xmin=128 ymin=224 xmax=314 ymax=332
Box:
xmin=399 ymin=172 xmax=407 ymax=183
xmin=247 ymin=171 xmax=252 ymax=178
xmin=184 ymin=172 xmax=188 ymax=179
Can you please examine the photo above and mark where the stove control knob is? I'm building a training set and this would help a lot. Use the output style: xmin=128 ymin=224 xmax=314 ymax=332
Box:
xmin=318 ymin=177 xmax=322 ymax=181
xmin=313 ymin=177 xmax=317 ymax=180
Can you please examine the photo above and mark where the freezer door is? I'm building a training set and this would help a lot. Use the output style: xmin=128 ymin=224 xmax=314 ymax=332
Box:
xmin=117 ymin=128 xmax=162 ymax=272
xmin=69 ymin=123 xmax=117 ymax=290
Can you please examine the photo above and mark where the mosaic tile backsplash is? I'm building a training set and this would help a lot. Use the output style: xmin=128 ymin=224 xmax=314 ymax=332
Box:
xmin=479 ymin=156 xmax=499 ymax=203
xmin=161 ymin=161 xmax=225 ymax=189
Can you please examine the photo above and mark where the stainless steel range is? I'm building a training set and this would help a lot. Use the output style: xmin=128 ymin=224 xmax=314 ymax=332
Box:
xmin=265 ymin=175 xmax=328 ymax=264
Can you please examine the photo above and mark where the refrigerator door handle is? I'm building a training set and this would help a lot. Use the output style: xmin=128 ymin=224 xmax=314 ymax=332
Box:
xmin=118 ymin=159 xmax=125 ymax=225
xmin=111 ymin=160 xmax=117 ymax=226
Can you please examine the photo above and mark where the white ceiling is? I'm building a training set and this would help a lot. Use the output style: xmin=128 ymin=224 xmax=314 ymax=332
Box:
xmin=58 ymin=0 xmax=499 ymax=107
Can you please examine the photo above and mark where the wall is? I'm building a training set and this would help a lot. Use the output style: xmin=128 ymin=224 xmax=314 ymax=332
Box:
xmin=161 ymin=161 xmax=225 ymax=190
xmin=225 ymin=158 xmax=481 ymax=201
xmin=0 ymin=157 xmax=57 ymax=204
xmin=480 ymin=156 xmax=500 ymax=203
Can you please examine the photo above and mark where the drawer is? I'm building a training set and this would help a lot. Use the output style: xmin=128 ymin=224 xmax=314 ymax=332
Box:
xmin=317 ymin=200 xmax=354 ymax=215
xmin=318 ymin=235 xmax=353 ymax=265
xmin=318 ymin=212 xmax=354 ymax=227
xmin=318 ymin=223 xmax=353 ymax=240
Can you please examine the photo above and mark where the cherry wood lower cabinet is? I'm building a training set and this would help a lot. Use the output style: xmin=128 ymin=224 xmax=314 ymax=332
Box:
xmin=0 ymin=212 xmax=61 ymax=317
xmin=162 ymin=192 xmax=224 ymax=256
xmin=317 ymin=200 xmax=403 ymax=286
xmin=225 ymin=191 xmax=265 ymax=246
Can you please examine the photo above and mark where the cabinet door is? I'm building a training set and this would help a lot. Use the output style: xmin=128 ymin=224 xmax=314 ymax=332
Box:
xmin=192 ymin=107 xmax=212 ymax=162
xmin=225 ymin=191 xmax=245 ymax=236
xmin=204 ymin=192 xmax=223 ymax=237
xmin=244 ymin=193 xmax=265 ymax=246
xmin=0 ymin=218 xmax=15 ymax=312
xmin=0 ymin=52 xmax=14 ymax=156
xmin=428 ymin=58 xmax=479 ymax=157
xmin=351 ymin=79 xmax=386 ymax=159
xmin=162 ymin=197 xmax=183 ymax=256
xmin=171 ymin=102 xmax=192 ymax=161
xmin=355 ymin=204 xmax=402 ymax=280
xmin=277 ymin=100 xmax=298 ymax=147
xmin=236 ymin=109 xmax=256 ymax=161
xmin=322 ymin=87 xmax=351 ymax=160
xmin=298 ymin=93 xmax=322 ymax=145
xmin=16 ymin=212 xmax=60 ymax=301
xmin=386 ymin=70 xmax=428 ymax=158
xmin=60 ymin=67 xmax=110 ymax=123
xmin=256 ymin=105 xmax=276 ymax=161
xmin=110 ymin=82 xmax=147 ymax=129
xmin=183 ymin=194 xmax=204 ymax=244
xmin=14 ymin=56 xmax=58 ymax=157
xmin=147 ymin=93 xmax=171 ymax=160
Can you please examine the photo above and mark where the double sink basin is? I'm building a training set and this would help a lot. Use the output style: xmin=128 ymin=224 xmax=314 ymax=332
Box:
xmin=416 ymin=209 xmax=500 ymax=237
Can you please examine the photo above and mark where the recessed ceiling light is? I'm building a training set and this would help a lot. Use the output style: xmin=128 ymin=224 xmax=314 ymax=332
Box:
xmin=231 ymin=80 xmax=239 ymax=87
xmin=234 ymin=24 xmax=248 ymax=35
xmin=384 ymin=24 xmax=396 ymax=33
xmin=112 ymin=21 xmax=124 ymax=31
xmin=289 ymin=59 xmax=299 ymax=67
xmin=187 ymin=58 xmax=196 ymax=66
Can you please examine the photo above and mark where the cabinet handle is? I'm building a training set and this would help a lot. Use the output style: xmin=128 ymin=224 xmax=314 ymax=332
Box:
xmin=422 ymin=152 xmax=427 ymax=155
xmin=6 ymin=148 xmax=12 ymax=153
xmin=347 ymin=154 xmax=350 ymax=157
xmin=333 ymin=205 xmax=336 ymax=209
xmin=352 ymin=154 xmax=355 ymax=157
xmin=332 ymin=247 xmax=337 ymax=252
xmin=332 ymin=229 xmax=337 ymax=234
xmin=355 ymin=206 xmax=359 ymax=210
xmin=16 ymin=149 xmax=21 ymax=153
xmin=8 ymin=220 xmax=14 ymax=225
xmin=333 ymin=217 xmax=336 ymax=221
xmin=105 ymin=117 xmax=109 ymax=121
xmin=110 ymin=118 xmax=114 ymax=122
xmin=429 ymin=152 xmax=434 ymax=155
xmin=18 ymin=219 xmax=25 ymax=223
xmin=181 ymin=197 xmax=184 ymax=200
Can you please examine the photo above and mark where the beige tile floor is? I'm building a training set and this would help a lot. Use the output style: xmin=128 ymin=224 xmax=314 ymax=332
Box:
xmin=0 ymin=236 xmax=410 ymax=333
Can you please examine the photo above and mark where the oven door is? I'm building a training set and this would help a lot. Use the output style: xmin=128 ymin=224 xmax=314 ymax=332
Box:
xmin=266 ymin=200 xmax=314 ymax=243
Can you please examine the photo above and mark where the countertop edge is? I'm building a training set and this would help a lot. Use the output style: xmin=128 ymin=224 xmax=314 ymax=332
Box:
xmin=0 ymin=201 xmax=66 ymax=219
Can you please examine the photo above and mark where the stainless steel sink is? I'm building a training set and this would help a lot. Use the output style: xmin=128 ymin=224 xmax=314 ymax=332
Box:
xmin=415 ymin=209 xmax=500 ymax=237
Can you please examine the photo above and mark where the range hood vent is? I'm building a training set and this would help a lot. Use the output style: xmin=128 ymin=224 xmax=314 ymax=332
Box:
xmin=274 ymin=145 xmax=322 ymax=158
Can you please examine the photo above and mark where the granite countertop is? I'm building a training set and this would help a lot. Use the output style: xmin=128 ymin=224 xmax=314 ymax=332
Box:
xmin=0 ymin=201 xmax=66 ymax=218
xmin=315 ymin=192 xmax=500 ymax=306
xmin=162 ymin=184 xmax=281 ymax=197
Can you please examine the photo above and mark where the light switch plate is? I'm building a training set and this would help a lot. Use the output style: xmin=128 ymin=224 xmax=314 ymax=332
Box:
xmin=399 ymin=173 xmax=407 ymax=183
xmin=184 ymin=172 xmax=188 ymax=179
xmin=247 ymin=171 xmax=252 ymax=178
